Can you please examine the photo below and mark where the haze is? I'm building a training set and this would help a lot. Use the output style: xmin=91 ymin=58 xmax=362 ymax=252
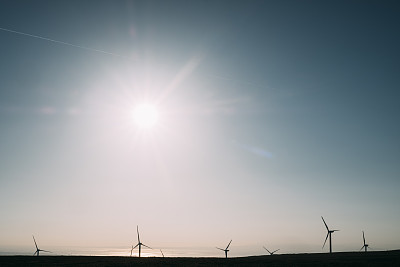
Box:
xmin=0 ymin=0 xmax=399 ymax=256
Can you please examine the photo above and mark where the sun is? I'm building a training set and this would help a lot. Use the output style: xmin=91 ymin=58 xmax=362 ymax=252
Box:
xmin=132 ymin=104 xmax=159 ymax=129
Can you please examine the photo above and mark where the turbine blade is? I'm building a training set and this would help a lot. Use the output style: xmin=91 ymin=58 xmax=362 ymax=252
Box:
xmin=137 ymin=225 xmax=140 ymax=243
xmin=322 ymin=232 xmax=329 ymax=248
xmin=226 ymin=240 xmax=232 ymax=250
xmin=133 ymin=244 xmax=139 ymax=249
xmin=216 ymin=247 xmax=224 ymax=251
xmin=41 ymin=250 xmax=52 ymax=253
xmin=321 ymin=216 xmax=329 ymax=231
xmin=273 ymin=249 xmax=280 ymax=254
xmin=142 ymin=244 xmax=152 ymax=249
xmin=363 ymin=231 xmax=366 ymax=245
xmin=32 ymin=236 xmax=38 ymax=250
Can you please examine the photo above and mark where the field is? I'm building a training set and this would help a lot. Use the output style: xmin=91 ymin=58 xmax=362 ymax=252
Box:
xmin=1 ymin=250 xmax=399 ymax=266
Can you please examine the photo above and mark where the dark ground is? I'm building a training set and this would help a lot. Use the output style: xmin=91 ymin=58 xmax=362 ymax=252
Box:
xmin=1 ymin=250 xmax=400 ymax=266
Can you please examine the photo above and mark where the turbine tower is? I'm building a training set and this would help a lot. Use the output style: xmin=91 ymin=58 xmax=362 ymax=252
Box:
xmin=133 ymin=226 xmax=152 ymax=257
xmin=32 ymin=236 xmax=51 ymax=256
xmin=263 ymin=246 xmax=280 ymax=255
xmin=321 ymin=216 xmax=339 ymax=253
xmin=360 ymin=231 xmax=369 ymax=252
xmin=216 ymin=240 xmax=232 ymax=258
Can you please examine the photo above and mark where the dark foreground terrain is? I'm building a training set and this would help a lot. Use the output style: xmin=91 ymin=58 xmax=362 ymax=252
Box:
xmin=1 ymin=250 xmax=400 ymax=266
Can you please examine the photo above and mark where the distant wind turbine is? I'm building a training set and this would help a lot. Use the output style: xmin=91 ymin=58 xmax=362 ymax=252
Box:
xmin=321 ymin=216 xmax=339 ymax=253
xmin=160 ymin=249 xmax=164 ymax=257
xmin=360 ymin=231 xmax=370 ymax=252
xmin=216 ymin=240 xmax=232 ymax=258
xmin=130 ymin=245 xmax=134 ymax=257
xmin=133 ymin=226 xmax=152 ymax=257
xmin=263 ymin=246 xmax=280 ymax=255
xmin=32 ymin=236 xmax=51 ymax=256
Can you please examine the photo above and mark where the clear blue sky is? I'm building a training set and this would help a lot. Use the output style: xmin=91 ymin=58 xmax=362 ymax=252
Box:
xmin=0 ymin=0 xmax=399 ymax=256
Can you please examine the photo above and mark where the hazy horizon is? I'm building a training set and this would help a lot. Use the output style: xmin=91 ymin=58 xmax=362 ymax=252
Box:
xmin=1 ymin=0 xmax=399 ymax=257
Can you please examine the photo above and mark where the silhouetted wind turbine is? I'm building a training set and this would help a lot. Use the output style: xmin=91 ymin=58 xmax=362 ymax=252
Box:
xmin=32 ymin=236 xmax=51 ymax=256
xmin=263 ymin=246 xmax=280 ymax=255
xmin=360 ymin=231 xmax=369 ymax=252
xmin=160 ymin=249 xmax=164 ymax=257
xmin=216 ymin=240 xmax=232 ymax=258
xmin=321 ymin=216 xmax=339 ymax=253
xmin=130 ymin=245 xmax=134 ymax=257
xmin=132 ymin=226 xmax=152 ymax=257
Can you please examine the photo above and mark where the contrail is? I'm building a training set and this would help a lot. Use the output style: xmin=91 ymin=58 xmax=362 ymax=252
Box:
xmin=0 ymin=27 xmax=121 ymax=57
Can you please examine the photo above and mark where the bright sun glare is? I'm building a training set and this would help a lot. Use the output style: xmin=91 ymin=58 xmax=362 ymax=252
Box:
xmin=133 ymin=104 xmax=159 ymax=129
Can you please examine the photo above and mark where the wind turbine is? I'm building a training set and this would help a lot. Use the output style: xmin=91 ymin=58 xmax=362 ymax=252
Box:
xmin=160 ymin=249 xmax=164 ymax=257
xmin=32 ymin=236 xmax=51 ymax=256
xmin=360 ymin=231 xmax=369 ymax=252
xmin=130 ymin=245 xmax=134 ymax=257
xmin=132 ymin=226 xmax=152 ymax=257
xmin=321 ymin=216 xmax=339 ymax=253
xmin=263 ymin=246 xmax=280 ymax=255
xmin=216 ymin=240 xmax=232 ymax=258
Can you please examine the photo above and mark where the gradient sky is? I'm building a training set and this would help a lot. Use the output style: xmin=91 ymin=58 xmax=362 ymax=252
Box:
xmin=1 ymin=0 xmax=399 ymax=256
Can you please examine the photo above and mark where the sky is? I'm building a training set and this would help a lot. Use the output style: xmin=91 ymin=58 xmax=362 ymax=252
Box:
xmin=0 ymin=0 xmax=399 ymax=257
